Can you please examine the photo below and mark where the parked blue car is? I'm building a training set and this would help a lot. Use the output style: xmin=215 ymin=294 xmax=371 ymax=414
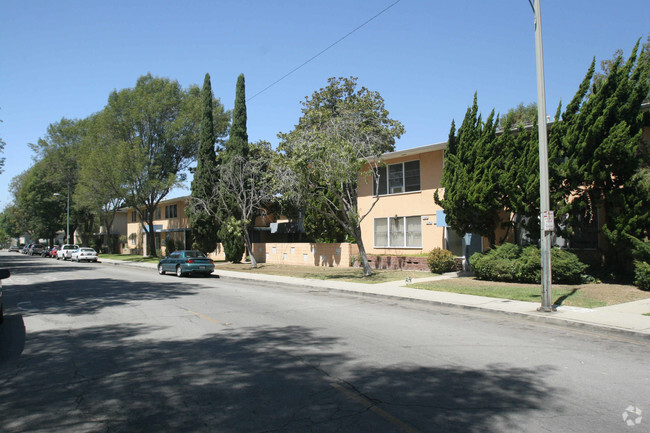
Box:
xmin=157 ymin=250 xmax=214 ymax=277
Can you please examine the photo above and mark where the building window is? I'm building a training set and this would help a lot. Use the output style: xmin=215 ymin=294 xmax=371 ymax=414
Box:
xmin=374 ymin=216 xmax=422 ymax=247
xmin=154 ymin=207 xmax=161 ymax=220
xmin=165 ymin=204 xmax=178 ymax=219
xmin=373 ymin=160 xmax=420 ymax=196
xmin=569 ymin=211 xmax=599 ymax=249
xmin=131 ymin=211 xmax=137 ymax=222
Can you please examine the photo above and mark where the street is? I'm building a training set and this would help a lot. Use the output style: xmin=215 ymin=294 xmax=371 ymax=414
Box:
xmin=0 ymin=252 xmax=648 ymax=432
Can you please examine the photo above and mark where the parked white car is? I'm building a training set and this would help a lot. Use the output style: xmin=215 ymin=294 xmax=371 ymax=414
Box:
xmin=71 ymin=247 xmax=98 ymax=262
xmin=56 ymin=244 xmax=79 ymax=260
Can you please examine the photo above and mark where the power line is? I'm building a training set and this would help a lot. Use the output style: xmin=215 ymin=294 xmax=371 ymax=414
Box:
xmin=247 ymin=0 xmax=403 ymax=102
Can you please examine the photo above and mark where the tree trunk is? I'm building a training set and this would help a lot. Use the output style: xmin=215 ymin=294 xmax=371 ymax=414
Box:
xmin=147 ymin=219 xmax=157 ymax=257
xmin=352 ymin=225 xmax=373 ymax=277
xmin=242 ymin=227 xmax=257 ymax=268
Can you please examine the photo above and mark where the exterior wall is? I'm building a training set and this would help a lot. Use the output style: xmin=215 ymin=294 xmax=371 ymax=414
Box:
xmin=124 ymin=197 xmax=191 ymax=255
xmin=358 ymin=147 xmax=447 ymax=256
xmin=209 ymin=242 xmax=359 ymax=267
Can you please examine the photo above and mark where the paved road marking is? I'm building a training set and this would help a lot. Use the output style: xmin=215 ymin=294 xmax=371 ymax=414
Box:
xmin=187 ymin=310 xmax=222 ymax=325
xmin=189 ymin=308 xmax=422 ymax=433
xmin=330 ymin=381 xmax=422 ymax=433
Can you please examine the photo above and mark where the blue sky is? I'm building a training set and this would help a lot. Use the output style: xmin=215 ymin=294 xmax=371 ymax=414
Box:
xmin=1 ymin=0 xmax=648 ymax=208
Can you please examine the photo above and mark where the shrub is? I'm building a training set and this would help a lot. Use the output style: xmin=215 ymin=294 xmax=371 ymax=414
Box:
xmin=218 ymin=217 xmax=245 ymax=263
xmin=629 ymin=235 xmax=650 ymax=290
xmin=427 ymin=248 xmax=456 ymax=274
xmin=551 ymin=248 xmax=588 ymax=284
xmin=633 ymin=261 xmax=650 ymax=290
xmin=470 ymin=243 xmax=588 ymax=284
xmin=165 ymin=238 xmax=177 ymax=256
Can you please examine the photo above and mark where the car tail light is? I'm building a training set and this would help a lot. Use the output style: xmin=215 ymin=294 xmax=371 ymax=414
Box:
xmin=186 ymin=259 xmax=195 ymax=263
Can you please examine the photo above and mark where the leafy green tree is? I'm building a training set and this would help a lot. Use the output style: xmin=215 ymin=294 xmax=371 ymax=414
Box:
xmin=14 ymin=161 xmax=66 ymax=244
xmin=28 ymin=117 xmax=89 ymax=241
xmin=0 ymin=204 xmax=26 ymax=241
xmin=218 ymin=216 xmax=245 ymax=262
xmin=499 ymin=102 xmax=538 ymax=128
xmin=100 ymin=74 xmax=222 ymax=257
xmin=279 ymin=77 xmax=405 ymax=276
xmin=435 ymin=94 xmax=502 ymax=246
xmin=75 ymin=112 xmax=126 ymax=252
xmin=217 ymin=142 xmax=279 ymax=267
xmin=302 ymin=190 xmax=349 ymax=243
xmin=188 ymin=73 xmax=228 ymax=254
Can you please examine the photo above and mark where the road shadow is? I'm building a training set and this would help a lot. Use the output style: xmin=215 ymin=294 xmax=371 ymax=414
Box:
xmin=0 ymin=315 xmax=26 ymax=363
xmin=0 ymin=322 xmax=561 ymax=432
xmin=0 ymin=253 xmax=198 ymax=317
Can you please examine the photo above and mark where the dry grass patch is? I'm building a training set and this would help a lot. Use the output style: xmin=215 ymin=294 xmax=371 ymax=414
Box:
xmin=412 ymin=277 xmax=650 ymax=308
xmin=215 ymin=262 xmax=432 ymax=284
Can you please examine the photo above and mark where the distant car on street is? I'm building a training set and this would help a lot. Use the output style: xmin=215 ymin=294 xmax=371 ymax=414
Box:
xmin=0 ymin=268 xmax=10 ymax=324
xmin=157 ymin=250 xmax=214 ymax=277
xmin=71 ymin=247 xmax=98 ymax=262
xmin=28 ymin=244 xmax=45 ymax=256
xmin=56 ymin=244 xmax=79 ymax=260
xmin=8 ymin=245 xmax=20 ymax=253
xmin=42 ymin=246 xmax=59 ymax=258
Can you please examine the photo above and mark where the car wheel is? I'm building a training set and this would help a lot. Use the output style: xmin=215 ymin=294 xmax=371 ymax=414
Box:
xmin=158 ymin=264 xmax=165 ymax=275
xmin=176 ymin=265 xmax=183 ymax=277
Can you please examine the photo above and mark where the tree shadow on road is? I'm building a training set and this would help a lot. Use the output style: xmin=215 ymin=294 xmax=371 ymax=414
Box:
xmin=0 ymin=321 xmax=562 ymax=432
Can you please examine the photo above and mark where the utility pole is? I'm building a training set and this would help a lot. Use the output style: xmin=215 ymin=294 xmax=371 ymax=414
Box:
xmin=530 ymin=0 xmax=554 ymax=312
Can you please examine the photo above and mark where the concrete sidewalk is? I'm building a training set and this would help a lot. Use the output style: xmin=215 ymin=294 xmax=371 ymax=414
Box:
xmin=100 ymin=259 xmax=650 ymax=339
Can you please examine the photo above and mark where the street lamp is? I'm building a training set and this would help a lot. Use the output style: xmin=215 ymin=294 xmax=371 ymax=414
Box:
xmin=529 ymin=0 xmax=554 ymax=312
xmin=53 ymin=183 xmax=70 ymax=244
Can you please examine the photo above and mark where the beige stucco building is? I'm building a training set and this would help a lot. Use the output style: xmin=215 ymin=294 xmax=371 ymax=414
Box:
xmin=358 ymin=142 xmax=483 ymax=262
xmin=124 ymin=196 xmax=193 ymax=256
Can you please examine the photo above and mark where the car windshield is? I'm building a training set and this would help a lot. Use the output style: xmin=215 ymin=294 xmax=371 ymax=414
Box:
xmin=80 ymin=248 xmax=95 ymax=252
xmin=185 ymin=251 xmax=206 ymax=258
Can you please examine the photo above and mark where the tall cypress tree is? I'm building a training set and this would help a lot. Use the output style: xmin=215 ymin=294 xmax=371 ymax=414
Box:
xmin=188 ymin=73 xmax=220 ymax=253
xmin=225 ymin=73 xmax=249 ymax=158
xmin=217 ymin=73 xmax=249 ymax=262
xmin=435 ymin=93 xmax=502 ymax=246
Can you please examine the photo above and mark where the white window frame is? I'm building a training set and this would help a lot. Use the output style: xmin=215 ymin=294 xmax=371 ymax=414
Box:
xmin=373 ymin=216 xmax=422 ymax=248
xmin=374 ymin=160 xmax=421 ymax=196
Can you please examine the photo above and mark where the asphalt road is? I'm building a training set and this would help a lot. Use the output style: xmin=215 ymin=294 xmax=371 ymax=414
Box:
xmin=0 ymin=252 xmax=648 ymax=432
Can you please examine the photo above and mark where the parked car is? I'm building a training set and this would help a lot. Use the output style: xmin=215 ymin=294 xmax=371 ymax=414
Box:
xmin=42 ymin=246 xmax=59 ymax=258
xmin=8 ymin=245 xmax=20 ymax=252
xmin=56 ymin=244 xmax=79 ymax=260
xmin=71 ymin=247 xmax=98 ymax=262
xmin=157 ymin=250 xmax=214 ymax=277
xmin=0 ymin=268 xmax=10 ymax=324
xmin=28 ymin=244 xmax=45 ymax=256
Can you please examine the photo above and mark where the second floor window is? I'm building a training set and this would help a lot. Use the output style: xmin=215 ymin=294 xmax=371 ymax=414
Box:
xmin=131 ymin=211 xmax=137 ymax=222
xmin=373 ymin=160 xmax=420 ymax=196
xmin=165 ymin=204 xmax=178 ymax=219
xmin=154 ymin=208 xmax=161 ymax=220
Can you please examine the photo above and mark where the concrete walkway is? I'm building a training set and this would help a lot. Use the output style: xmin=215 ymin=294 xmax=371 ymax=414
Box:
xmin=100 ymin=259 xmax=650 ymax=339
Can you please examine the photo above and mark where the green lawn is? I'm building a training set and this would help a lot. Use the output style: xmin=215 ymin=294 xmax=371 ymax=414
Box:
xmin=215 ymin=262 xmax=434 ymax=284
xmin=100 ymin=254 xmax=161 ymax=264
xmin=411 ymin=277 xmax=650 ymax=308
